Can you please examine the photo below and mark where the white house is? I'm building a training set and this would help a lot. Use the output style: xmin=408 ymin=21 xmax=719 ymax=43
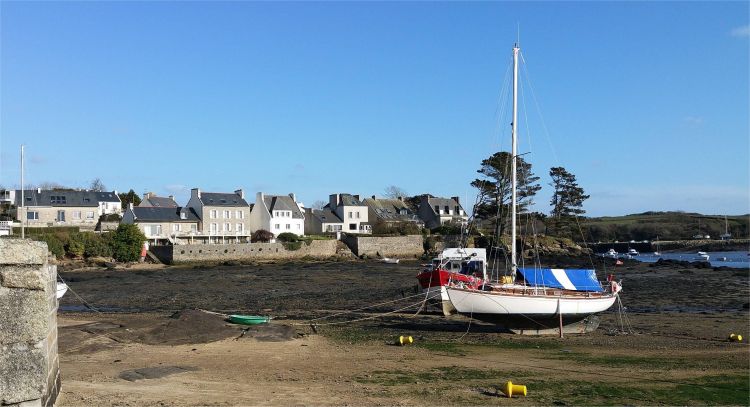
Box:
xmin=325 ymin=193 xmax=371 ymax=234
xmin=249 ymin=192 xmax=305 ymax=237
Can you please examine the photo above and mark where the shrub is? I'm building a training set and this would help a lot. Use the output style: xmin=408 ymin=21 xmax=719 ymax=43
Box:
xmin=67 ymin=240 xmax=85 ymax=258
xmin=251 ymin=229 xmax=274 ymax=243
xmin=82 ymin=232 xmax=113 ymax=258
xmin=282 ymin=241 xmax=303 ymax=251
xmin=37 ymin=234 xmax=65 ymax=259
xmin=110 ymin=224 xmax=146 ymax=262
xmin=276 ymin=232 xmax=299 ymax=242
xmin=99 ymin=213 xmax=122 ymax=222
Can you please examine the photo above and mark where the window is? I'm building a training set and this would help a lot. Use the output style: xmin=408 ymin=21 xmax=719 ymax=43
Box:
xmin=224 ymin=210 xmax=230 ymax=219
xmin=349 ymin=223 xmax=357 ymax=230
xmin=27 ymin=211 xmax=39 ymax=220
xmin=73 ymin=211 xmax=81 ymax=219
xmin=224 ymin=223 xmax=231 ymax=232
xmin=297 ymin=224 xmax=301 ymax=229
xmin=210 ymin=210 xmax=217 ymax=219
xmin=355 ymin=212 xmax=360 ymax=219
xmin=148 ymin=225 xmax=162 ymax=236
xmin=57 ymin=211 xmax=65 ymax=222
xmin=191 ymin=224 xmax=197 ymax=232
xmin=210 ymin=223 xmax=218 ymax=233
xmin=444 ymin=205 xmax=450 ymax=214
xmin=455 ymin=206 xmax=461 ymax=214
xmin=50 ymin=195 xmax=67 ymax=205
xmin=274 ymin=224 xmax=280 ymax=230
xmin=434 ymin=205 xmax=440 ymax=214
xmin=173 ymin=224 xmax=181 ymax=232
xmin=86 ymin=211 xmax=95 ymax=219
xmin=348 ymin=211 xmax=353 ymax=219
xmin=236 ymin=223 xmax=243 ymax=233
xmin=236 ymin=210 xmax=242 ymax=219
xmin=286 ymin=224 xmax=290 ymax=230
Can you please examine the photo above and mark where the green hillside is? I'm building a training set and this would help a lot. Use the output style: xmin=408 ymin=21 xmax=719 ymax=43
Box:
xmin=582 ymin=212 xmax=749 ymax=242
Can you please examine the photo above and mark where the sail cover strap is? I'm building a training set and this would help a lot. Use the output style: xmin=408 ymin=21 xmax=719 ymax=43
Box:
xmin=517 ymin=268 xmax=604 ymax=292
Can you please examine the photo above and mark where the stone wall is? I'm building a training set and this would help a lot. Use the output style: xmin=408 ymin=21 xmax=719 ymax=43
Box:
xmin=341 ymin=234 xmax=424 ymax=258
xmin=0 ymin=239 xmax=60 ymax=407
xmin=151 ymin=239 xmax=339 ymax=264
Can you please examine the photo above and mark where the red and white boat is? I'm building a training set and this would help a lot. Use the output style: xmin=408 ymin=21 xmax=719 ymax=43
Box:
xmin=416 ymin=248 xmax=487 ymax=316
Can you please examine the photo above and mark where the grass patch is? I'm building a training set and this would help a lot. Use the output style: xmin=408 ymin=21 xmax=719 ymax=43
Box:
xmin=532 ymin=374 xmax=749 ymax=406
xmin=548 ymin=351 xmax=739 ymax=370
xmin=356 ymin=366 xmax=534 ymax=387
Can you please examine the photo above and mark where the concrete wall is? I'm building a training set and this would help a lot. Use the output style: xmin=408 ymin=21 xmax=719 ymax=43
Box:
xmin=150 ymin=239 xmax=339 ymax=264
xmin=341 ymin=234 xmax=424 ymax=258
xmin=0 ymin=239 xmax=60 ymax=407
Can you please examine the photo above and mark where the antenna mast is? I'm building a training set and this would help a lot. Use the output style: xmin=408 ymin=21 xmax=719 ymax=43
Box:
xmin=20 ymin=145 xmax=25 ymax=239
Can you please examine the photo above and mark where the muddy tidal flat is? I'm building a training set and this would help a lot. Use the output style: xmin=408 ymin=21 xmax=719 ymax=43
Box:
xmin=57 ymin=260 xmax=750 ymax=406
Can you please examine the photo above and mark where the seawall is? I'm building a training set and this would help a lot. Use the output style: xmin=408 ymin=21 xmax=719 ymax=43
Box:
xmin=150 ymin=239 xmax=340 ymax=264
xmin=341 ymin=234 xmax=423 ymax=258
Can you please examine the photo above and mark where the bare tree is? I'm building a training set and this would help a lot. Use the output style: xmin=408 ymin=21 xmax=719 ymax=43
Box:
xmin=311 ymin=200 xmax=327 ymax=209
xmin=383 ymin=185 xmax=408 ymax=199
xmin=89 ymin=178 xmax=106 ymax=192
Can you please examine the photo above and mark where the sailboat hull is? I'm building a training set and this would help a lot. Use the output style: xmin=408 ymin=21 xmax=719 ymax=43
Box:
xmin=445 ymin=287 xmax=617 ymax=327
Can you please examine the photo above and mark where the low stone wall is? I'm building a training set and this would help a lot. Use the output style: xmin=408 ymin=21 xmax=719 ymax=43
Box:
xmin=0 ymin=239 xmax=60 ymax=407
xmin=341 ymin=234 xmax=424 ymax=258
xmin=151 ymin=239 xmax=339 ymax=264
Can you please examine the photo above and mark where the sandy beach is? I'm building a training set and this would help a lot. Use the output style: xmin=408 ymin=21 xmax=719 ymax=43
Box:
xmin=56 ymin=259 xmax=749 ymax=406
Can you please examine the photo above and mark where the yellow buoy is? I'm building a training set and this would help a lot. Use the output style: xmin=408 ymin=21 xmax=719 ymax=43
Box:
xmin=398 ymin=335 xmax=414 ymax=346
xmin=729 ymin=334 xmax=743 ymax=342
xmin=501 ymin=381 xmax=527 ymax=398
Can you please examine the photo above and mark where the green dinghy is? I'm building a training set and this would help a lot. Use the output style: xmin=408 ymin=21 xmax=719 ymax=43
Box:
xmin=228 ymin=315 xmax=271 ymax=325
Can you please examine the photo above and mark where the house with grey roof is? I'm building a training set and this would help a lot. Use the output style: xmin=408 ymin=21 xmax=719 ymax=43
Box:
xmin=304 ymin=207 xmax=344 ymax=234
xmin=416 ymin=194 xmax=468 ymax=229
xmin=324 ymin=193 xmax=371 ymax=234
xmin=362 ymin=196 xmax=424 ymax=229
xmin=122 ymin=204 xmax=200 ymax=244
xmin=139 ymin=192 xmax=178 ymax=208
xmin=12 ymin=188 xmax=121 ymax=229
xmin=185 ymin=188 xmax=251 ymax=243
xmin=250 ymin=192 xmax=305 ymax=236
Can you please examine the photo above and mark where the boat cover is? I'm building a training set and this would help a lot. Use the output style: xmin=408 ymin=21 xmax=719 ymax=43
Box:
xmin=517 ymin=268 xmax=604 ymax=292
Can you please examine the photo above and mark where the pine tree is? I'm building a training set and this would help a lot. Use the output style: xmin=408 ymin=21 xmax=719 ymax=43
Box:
xmin=471 ymin=151 xmax=541 ymax=236
xmin=549 ymin=167 xmax=590 ymax=238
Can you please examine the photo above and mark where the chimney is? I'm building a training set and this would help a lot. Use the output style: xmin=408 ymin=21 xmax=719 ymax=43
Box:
xmin=128 ymin=202 xmax=134 ymax=210
xmin=235 ymin=189 xmax=244 ymax=199
xmin=397 ymin=196 xmax=403 ymax=202
xmin=371 ymin=195 xmax=376 ymax=200
xmin=451 ymin=196 xmax=460 ymax=205
xmin=143 ymin=192 xmax=152 ymax=200
xmin=289 ymin=193 xmax=296 ymax=203
xmin=37 ymin=187 xmax=41 ymax=194
xmin=168 ymin=195 xmax=174 ymax=201
xmin=256 ymin=191 xmax=264 ymax=205
xmin=113 ymin=190 xmax=118 ymax=195
xmin=329 ymin=194 xmax=338 ymax=208
xmin=191 ymin=188 xmax=201 ymax=199
xmin=353 ymin=194 xmax=360 ymax=201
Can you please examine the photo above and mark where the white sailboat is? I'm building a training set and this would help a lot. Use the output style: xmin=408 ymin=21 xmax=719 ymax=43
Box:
xmin=445 ymin=44 xmax=621 ymax=332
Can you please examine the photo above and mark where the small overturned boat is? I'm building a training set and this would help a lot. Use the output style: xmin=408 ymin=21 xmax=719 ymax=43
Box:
xmin=228 ymin=315 xmax=271 ymax=325
xmin=381 ymin=257 xmax=400 ymax=264
xmin=696 ymin=251 xmax=710 ymax=261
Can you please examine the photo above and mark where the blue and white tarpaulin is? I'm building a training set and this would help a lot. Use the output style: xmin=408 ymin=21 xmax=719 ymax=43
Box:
xmin=517 ymin=268 xmax=604 ymax=292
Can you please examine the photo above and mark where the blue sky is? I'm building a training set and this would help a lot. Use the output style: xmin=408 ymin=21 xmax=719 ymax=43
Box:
xmin=1 ymin=1 xmax=748 ymax=216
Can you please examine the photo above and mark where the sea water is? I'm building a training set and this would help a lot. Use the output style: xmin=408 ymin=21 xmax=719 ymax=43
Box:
xmin=627 ymin=251 xmax=750 ymax=269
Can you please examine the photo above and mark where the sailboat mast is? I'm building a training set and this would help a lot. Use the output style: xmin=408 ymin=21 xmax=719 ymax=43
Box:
xmin=511 ymin=44 xmax=519 ymax=278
